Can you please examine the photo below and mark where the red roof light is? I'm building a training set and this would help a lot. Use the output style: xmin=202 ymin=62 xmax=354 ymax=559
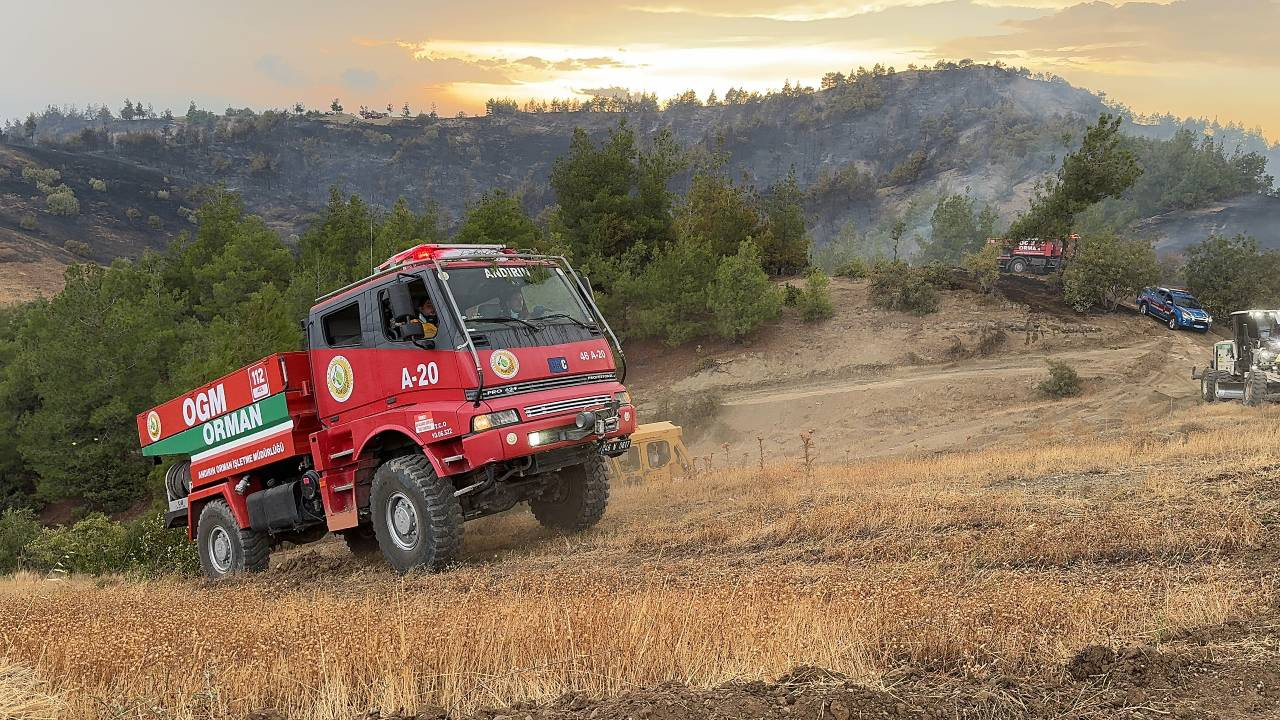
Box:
xmin=376 ymin=243 xmax=511 ymax=271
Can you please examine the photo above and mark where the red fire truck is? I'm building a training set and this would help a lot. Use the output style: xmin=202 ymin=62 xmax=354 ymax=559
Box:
xmin=138 ymin=244 xmax=636 ymax=579
xmin=993 ymin=234 xmax=1077 ymax=274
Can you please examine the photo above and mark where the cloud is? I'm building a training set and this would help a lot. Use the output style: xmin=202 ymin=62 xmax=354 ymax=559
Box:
xmin=253 ymin=54 xmax=305 ymax=86
xmin=342 ymin=67 xmax=380 ymax=90
xmin=936 ymin=0 xmax=1280 ymax=68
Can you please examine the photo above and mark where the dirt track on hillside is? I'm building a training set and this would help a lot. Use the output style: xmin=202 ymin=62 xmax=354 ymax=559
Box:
xmin=629 ymin=276 xmax=1216 ymax=464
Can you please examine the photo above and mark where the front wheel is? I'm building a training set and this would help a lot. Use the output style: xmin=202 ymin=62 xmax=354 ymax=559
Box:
xmin=1245 ymin=371 xmax=1269 ymax=406
xmin=196 ymin=499 xmax=269 ymax=580
xmin=1168 ymin=315 xmax=1179 ymax=330
xmin=1009 ymin=258 xmax=1028 ymax=274
xmin=530 ymin=456 xmax=610 ymax=533
xmin=370 ymin=454 xmax=464 ymax=573
xmin=1139 ymin=303 xmax=1148 ymax=316
xmin=1201 ymin=371 xmax=1218 ymax=403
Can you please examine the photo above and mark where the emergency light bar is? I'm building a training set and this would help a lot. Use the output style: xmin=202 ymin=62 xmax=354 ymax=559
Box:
xmin=376 ymin=243 xmax=513 ymax=271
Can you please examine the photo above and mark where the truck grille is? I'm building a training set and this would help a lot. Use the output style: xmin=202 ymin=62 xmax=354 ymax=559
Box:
xmin=467 ymin=372 xmax=617 ymax=401
xmin=524 ymin=394 xmax=613 ymax=419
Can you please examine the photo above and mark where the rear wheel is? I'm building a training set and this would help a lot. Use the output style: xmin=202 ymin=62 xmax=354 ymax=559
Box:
xmin=339 ymin=526 xmax=380 ymax=556
xmin=1201 ymin=371 xmax=1218 ymax=403
xmin=1245 ymin=371 xmax=1269 ymax=406
xmin=196 ymin=499 xmax=269 ymax=580
xmin=370 ymin=454 xmax=463 ymax=573
xmin=530 ymin=456 xmax=610 ymax=533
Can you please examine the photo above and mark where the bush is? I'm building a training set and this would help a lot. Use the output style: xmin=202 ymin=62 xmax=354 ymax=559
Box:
xmin=1062 ymin=233 xmax=1160 ymax=312
xmin=89 ymin=178 xmax=107 ymax=192
xmin=707 ymin=240 xmax=783 ymax=340
xmin=18 ymin=213 xmax=37 ymax=231
xmin=798 ymin=269 xmax=835 ymax=322
xmin=869 ymin=262 xmax=941 ymax=315
xmin=783 ymin=283 xmax=801 ymax=306
xmin=63 ymin=240 xmax=91 ymax=257
xmin=154 ymin=189 xmax=170 ymax=200
xmin=147 ymin=215 xmax=163 ymax=229
xmin=833 ymin=257 xmax=867 ymax=279
xmin=45 ymin=190 xmax=79 ymax=216
xmin=123 ymin=512 xmax=199 ymax=576
xmin=25 ymin=513 xmax=128 ymax=574
xmin=0 ymin=508 xmax=40 ymax=572
xmin=1037 ymin=361 xmax=1082 ymax=398
xmin=126 ymin=207 xmax=142 ymax=220
xmin=963 ymin=243 xmax=1001 ymax=294
xmin=21 ymin=166 xmax=60 ymax=186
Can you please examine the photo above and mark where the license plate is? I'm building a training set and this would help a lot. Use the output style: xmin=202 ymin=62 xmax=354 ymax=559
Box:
xmin=599 ymin=437 xmax=631 ymax=456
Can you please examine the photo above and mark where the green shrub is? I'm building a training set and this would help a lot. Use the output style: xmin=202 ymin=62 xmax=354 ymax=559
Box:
xmin=45 ymin=190 xmax=79 ymax=216
xmin=833 ymin=257 xmax=867 ymax=279
xmin=1037 ymin=361 xmax=1082 ymax=398
xmin=783 ymin=283 xmax=801 ymax=306
xmin=798 ymin=268 xmax=835 ymax=322
xmin=21 ymin=166 xmax=60 ymax=186
xmin=18 ymin=213 xmax=37 ymax=231
xmin=869 ymin=262 xmax=941 ymax=315
xmin=89 ymin=178 xmax=108 ymax=192
xmin=126 ymin=207 xmax=142 ymax=220
xmin=707 ymin=240 xmax=783 ymax=341
xmin=0 ymin=508 xmax=40 ymax=572
xmin=25 ymin=513 xmax=128 ymax=574
xmin=123 ymin=512 xmax=199 ymax=576
xmin=147 ymin=215 xmax=163 ymax=229
xmin=63 ymin=239 xmax=91 ymax=257
xmin=963 ymin=243 xmax=1001 ymax=294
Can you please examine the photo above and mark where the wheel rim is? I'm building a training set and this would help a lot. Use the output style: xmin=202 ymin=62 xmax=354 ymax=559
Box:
xmin=1140 ymin=305 xmax=1146 ymax=315
xmin=386 ymin=491 xmax=420 ymax=551
xmin=208 ymin=526 xmax=233 ymax=573
xmin=1169 ymin=317 xmax=1176 ymax=329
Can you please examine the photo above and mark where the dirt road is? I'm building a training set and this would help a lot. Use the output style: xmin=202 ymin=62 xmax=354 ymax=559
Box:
xmin=628 ymin=277 xmax=1216 ymax=463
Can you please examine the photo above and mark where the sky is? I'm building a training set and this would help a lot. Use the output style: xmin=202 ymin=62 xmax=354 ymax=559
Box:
xmin=3 ymin=0 xmax=1277 ymax=141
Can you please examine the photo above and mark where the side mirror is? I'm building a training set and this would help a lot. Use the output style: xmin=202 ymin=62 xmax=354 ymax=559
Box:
xmin=389 ymin=282 xmax=416 ymax=321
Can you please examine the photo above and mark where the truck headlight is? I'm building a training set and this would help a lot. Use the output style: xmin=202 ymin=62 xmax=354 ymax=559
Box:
xmin=471 ymin=409 xmax=519 ymax=433
xmin=614 ymin=391 xmax=632 ymax=405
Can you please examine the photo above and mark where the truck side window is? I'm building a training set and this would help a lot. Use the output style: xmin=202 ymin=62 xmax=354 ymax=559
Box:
xmin=322 ymin=303 xmax=363 ymax=348
xmin=379 ymin=278 xmax=436 ymax=341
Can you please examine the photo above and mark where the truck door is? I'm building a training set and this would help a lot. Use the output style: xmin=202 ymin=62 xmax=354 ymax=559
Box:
xmin=309 ymin=292 xmax=387 ymax=423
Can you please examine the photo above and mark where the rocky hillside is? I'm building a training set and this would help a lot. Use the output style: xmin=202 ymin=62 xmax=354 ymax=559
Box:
xmin=1 ymin=64 xmax=1276 ymax=302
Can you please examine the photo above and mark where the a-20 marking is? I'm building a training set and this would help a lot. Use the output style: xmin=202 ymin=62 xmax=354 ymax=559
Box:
xmin=579 ymin=349 xmax=607 ymax=361
xmin=401 ymin=362 xmax=440 ymax=389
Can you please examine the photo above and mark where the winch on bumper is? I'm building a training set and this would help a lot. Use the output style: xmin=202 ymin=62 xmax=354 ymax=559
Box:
xmin=460 ymin=398 xmax=636 ymax=468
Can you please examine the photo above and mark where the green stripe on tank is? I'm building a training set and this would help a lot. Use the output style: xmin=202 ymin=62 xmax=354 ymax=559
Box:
xmin=143 ymin=393 xmax=290 ymax=458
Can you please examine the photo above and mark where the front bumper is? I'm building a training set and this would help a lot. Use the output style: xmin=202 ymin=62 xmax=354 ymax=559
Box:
xmin=460 ymin=403 xmax=636 ymax=469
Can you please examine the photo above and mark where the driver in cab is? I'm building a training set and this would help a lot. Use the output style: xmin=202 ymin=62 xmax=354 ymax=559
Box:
xmin=413 ymin=297 xmax=439 ymax=339
xmin=499 ymin=284 xmax=530 ymax=320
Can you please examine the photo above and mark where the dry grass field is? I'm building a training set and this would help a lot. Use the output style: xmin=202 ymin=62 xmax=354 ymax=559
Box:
xmin=2 ymin=404 xmax=1279 ymax=719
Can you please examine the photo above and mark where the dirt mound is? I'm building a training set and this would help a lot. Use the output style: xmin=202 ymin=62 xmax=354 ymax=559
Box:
xmin=1066 ymin=645 xmax=1187 ymax=687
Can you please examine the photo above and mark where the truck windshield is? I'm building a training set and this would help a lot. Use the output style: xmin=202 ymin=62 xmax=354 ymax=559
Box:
xmin=1171 ymin=293 xmax=1202 ymax=309
xmin=442 ymin=264 xmax=596 ymax=334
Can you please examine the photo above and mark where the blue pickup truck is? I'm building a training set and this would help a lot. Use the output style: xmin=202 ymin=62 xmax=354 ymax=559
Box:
xmin=1136 ymin=286 xmax=1212 ymax=332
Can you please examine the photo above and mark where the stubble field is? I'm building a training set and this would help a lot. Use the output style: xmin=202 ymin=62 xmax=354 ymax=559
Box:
xmin=2 ymin=404 xmax=1278 ymax=720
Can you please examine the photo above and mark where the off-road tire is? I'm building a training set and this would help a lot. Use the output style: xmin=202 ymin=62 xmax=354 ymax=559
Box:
xmin=370 ymin=454 xmax=463 ymax=573
xmin=1009 ymin=258 xmax=1028 ymax=274
xmin=530 ymin=456 xmax=610 ymax=533
xmin=196 ymin=499 xmax=269 ymax=580
xmin=1167 ymin=315 xmax=1179 ymax=330
xmin=1245 ymin=371 xmax=1268 ymax=406
xmin=1138 ymin=303 xmax=1148 ymax=316
xmin=338 ymin=526 xmax=380 ymax=557
xmin=1201 ymin=370 xmax=1218 ymax=403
